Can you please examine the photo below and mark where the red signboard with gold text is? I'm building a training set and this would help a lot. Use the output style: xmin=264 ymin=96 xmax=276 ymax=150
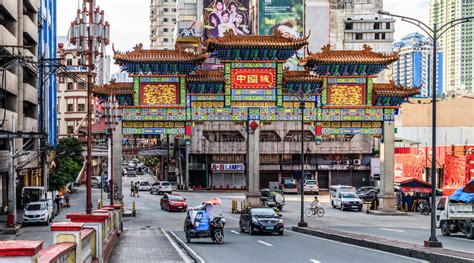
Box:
xmin=140 ymin=83 xmax=179 ymax=105
xmin=230 ymin=68 xmax=276 ymax=89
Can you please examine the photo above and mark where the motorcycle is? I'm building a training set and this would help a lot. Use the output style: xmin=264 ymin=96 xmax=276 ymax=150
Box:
xmin=418 ymin=201 xmax=431 ymax=215
xmin=184 ymin=198 xmax=225 ymax=244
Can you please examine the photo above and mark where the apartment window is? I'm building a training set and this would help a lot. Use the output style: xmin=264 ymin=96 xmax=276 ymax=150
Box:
xmin=355 ymin=33 xmax=363 ymax=40
xmin=386 ymin=22 xmax=391 ymax=29
xmin=66 ymin=59 xmax=73 ymax=66
xmin=67 ymin=126 xmax=74 ymax=134
xmin=67 ymin=82 xmax=74 ymax=90
xmin=67 ymin=103 xmax=74 ymax=112
xmin=374 ymin=23 xmax=380 ymax=29
xmin=164 ymin=8 xmax=169 ymax=12
xmin=345 ymin=22 xmax=353 ymax=30
xmin=77 ymin=103 xmax=85 ymax=112
xmin=164 ymin=28 xmax=169 ymax=32
xmin=78 ymin=59 xmax=82 ymax=65
xmin=375 ymin=33 xmax=380 ymax=40
xmin=381 ymin=33 xmax=386 ymax=39
xmin=163 ymin=18 xmax=169 ymax=22
xmin=172 ymin=18 xmax=176 ymax=22
xmin=164 ymin=38 xmax=169 ymax=42
xmin=172 ymin=8 xmax=176 ymax=12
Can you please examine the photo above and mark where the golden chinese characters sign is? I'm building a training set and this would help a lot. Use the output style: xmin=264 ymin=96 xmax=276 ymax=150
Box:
xmin=140 ymin=83 xmax=179 ymax=105
xmin=328 ymin=84 xmax=365 ymax=105
xmin=230 ymin=68 xmax=276 ymax=89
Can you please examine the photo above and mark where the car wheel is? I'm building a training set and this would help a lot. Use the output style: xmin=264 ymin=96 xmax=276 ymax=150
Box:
xmin=248 ymin=223 xmax=254 ymax=235
xmin=278 ymin=229 xmax=284 ymax=236
xmin=341 ymin=206 xmax=346 ymax=211
xmin=358 ymin=206 xmax=363 ymax=212
xmin=44 ymin=220 xmax=49 ymax=226
xmin=49 ymin=216 xmax=53 ymax=223
xmin=441 ymin=221 xmax=451 ymax=236
xmin=465 ymin=221 xmax=474 ymax=239
xmin=331 ymin=201 xmax=335 ymax=208
xmin=185 ymin=229 xmax=191 ymax=243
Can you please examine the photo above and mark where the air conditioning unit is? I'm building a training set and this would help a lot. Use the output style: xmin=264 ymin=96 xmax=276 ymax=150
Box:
xmin=353 ymin=159 xmax=362 ymax=166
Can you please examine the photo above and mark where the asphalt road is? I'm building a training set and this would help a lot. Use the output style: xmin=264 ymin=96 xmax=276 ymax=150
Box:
xmin=121 ymin=174 xmax=467 ymax=262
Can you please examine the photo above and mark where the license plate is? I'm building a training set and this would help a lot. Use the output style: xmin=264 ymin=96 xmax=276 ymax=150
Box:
xmin=265 ymin=227 xmax=273 ymax=230
xmin=352 ymin=206 xmax=358 ymax=208
xmin=177 ymin=206 xmax=182 ymax=208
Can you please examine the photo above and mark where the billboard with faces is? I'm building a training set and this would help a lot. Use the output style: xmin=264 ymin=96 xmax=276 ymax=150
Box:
xmin=203 ymin=0 xmax=251 ymax=39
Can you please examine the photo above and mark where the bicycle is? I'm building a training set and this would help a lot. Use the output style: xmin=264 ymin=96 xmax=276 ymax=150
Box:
xmin=305 ymin=205 xmax=325 ymax=217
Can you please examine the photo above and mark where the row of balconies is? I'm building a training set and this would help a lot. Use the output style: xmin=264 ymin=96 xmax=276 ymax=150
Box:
xmin=0 ymin=109 xmax=37 ymax=133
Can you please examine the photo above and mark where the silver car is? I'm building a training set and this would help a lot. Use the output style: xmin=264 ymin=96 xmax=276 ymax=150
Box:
xmin=150 ymin=181 xmax=172 ymax=195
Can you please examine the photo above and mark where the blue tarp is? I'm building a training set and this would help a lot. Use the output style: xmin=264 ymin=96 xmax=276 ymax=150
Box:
xmin=449 ymin=179 xmax=474 ymax=203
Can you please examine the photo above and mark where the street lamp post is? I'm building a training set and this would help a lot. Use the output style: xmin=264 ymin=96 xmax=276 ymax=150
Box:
xmin=69 ymin=0 xmax=110 ymax=214
xmin=378 ymin=10 xmax=474 ymax=248
xmin=298 ymin=101 xmax=308 ymax=227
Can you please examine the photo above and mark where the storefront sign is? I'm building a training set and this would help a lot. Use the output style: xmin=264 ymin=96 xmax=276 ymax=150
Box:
xmin=211 ymin=163 xmax=245 ymax=171
xmin=140 ymin=83 xmax=179 ymax=105
xmin=400 ymin=186 xmax=431 ymax=193
xmin=230 ymin=68 xmax=276 ymax=89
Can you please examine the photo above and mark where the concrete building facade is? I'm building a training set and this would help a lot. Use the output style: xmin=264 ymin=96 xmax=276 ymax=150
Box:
xmin=56 ymin=38 xmax=88 ymax=139
xmin=392 ymin=32 xmax=443 ymax=97
xmin=150 ymin=0 xmax=177 ymax=49
xmin=0 ymin=0 xmax=41 ymax=211
xmin=430 ymin=0 xmax=474 ymax=96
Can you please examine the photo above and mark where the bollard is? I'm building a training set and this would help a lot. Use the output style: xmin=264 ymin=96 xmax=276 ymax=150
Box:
xmin=132 ymin=201 xmax=136 ymax=217
xmin=404 ymin=203 xmax=408 ymax=212
xmin=398 ymin=202 xmax=403 ymax=211
xmin=231 ymin=200 xmax=237 ymax=214
xmin=374 ymin=199 xmax=378 ymax=209
xmin=366 ymin=203 xmax=370 ymax=213
xmin=412 ymin=200 xmax=417 ymax=212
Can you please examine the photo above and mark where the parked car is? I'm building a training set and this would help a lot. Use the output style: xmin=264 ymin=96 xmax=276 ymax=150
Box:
xmin=358 ymin=189 xmax=379 ymax=202
xmin=92 ymin=176 xmax=102 ymax=188
xmin=336 ymin=192 xmax=364 ymax=211
xmin=23 ymin=201 xmax=53 ymax=225
xmin=260 ymin=189 xmax=285 ymax=211
xmin=304 ymin=180 xmax=319 ymax=195
xmin=150 ymin=181 xmax=173 ymax=195
xmin=126 ymin=168 xmax=136 ymax=177
xmin=239 ymin=207 xmax=284 ymax=235
xmin=138 ymin=181 xmax=151 ymax=191
xmin=39 ymin=199 xmax=58 ymax=218
xmin=160 ymin=194 xmax=187 ymax=211
xmin=281 ymin=178 xmax=298 ymax=194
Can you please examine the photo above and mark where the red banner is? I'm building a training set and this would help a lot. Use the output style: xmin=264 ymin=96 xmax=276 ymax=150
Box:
xmin=230 ymin=68 xmax=276 ymax=89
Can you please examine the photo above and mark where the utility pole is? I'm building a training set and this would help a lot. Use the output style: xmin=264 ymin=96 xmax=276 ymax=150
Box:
xmin=69 ymin=0 xmax=110 ymax=214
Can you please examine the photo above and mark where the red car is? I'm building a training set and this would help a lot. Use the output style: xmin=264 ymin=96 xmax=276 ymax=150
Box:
xmin=160 ymin=194 xmax=188 ymax=212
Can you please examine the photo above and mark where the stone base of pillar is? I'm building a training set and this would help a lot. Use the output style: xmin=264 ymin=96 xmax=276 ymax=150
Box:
xmin=381 ymin=195 xmax=397 ymax=212
xmin=245 ymin=193 xmax=261 ymax=208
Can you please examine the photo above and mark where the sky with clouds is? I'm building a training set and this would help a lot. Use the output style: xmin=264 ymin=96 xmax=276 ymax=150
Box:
xmin=57 ymin=0 xmax=431 ymax=73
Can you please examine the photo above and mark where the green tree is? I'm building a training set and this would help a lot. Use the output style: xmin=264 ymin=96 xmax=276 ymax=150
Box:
xmin=48 ymin=138 xmax=84 ymax=191
xmin=144 ymin=156 xmax=160 ymax=175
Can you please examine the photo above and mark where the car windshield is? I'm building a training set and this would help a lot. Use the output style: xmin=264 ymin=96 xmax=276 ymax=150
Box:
xmin=161 ymin=182 xmax=171 ymax=186
xmin=140 ymin=182 xmax=149 ymax=186
xmin=168 ymin=196 xmax=184 ymax=201
xmin=305 ymin=181 xmax=316 ymax=185
xmin=26 ymin=204 xmax=45 ymax=211
xmin=342 ymin=193 xmax=357 ymax=198
xmin=251 ymin=208 xmax=277 ymax=216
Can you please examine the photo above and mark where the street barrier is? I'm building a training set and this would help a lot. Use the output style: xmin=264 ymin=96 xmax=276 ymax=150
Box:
xmin=231 ymin=200 xmax=237 ymax=213
xmin=132 ymin=201 xmax=136 ymax=217
xmin=38 ymin=242 xmax=76 ymax=263
xmin=0 ymin=240 xmax=43 ymax=263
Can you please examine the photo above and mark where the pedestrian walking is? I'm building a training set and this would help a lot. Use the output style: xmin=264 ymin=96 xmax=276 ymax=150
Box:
xmin=55 ymin=195 xmax=61 ymax=213
xmin=135 ymin=182 xmax=140 ymax=197
xmin=59 ymin=195 xmax=64 ymax=210
xmin=130 ymin=181 xmax=135 ymax=197
xmin=64 ymin=191 xmax=71 ymax=208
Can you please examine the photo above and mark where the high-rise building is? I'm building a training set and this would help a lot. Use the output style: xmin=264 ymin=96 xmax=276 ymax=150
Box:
xmin=95 ymin=55 xmax=111 ymax=85
xmin=38 ymin=0 xmax=58 ymax=147
xmin=111 ymin=72 xmax=133 ymax=83
xmin=173 ymin=0 xmax=201 ymax=51
xmin=150 ymin=0 xmax=177 ymax=49
xmin=430 ymin=0 xmax=474 ymax=95
xmin=392 ymin=32 xmax=443 ymax=97
xmin=0 ymin=0 xmax=40 ymax=211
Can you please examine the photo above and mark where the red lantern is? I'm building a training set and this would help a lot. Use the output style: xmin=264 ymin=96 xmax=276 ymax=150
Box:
xmin=316 ymin=125 xmax=322 ymax=135
xmin=249 ymin=120 xmax=259 ymax=130
xmin=185 ymin=125 xmax=191 ymax=135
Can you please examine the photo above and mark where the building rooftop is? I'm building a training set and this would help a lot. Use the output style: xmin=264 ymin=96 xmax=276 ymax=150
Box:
xmin=92 ymin=80 xmax=133 ymax=96
xmin=113 ymin=43 xmax=207 ymax=65
xmin=373 ymin=81 xmax=420 ymax=97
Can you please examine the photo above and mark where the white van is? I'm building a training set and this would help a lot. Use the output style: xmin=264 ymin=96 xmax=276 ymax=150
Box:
xmin=329 ymin=185 xmax=356 ymax=208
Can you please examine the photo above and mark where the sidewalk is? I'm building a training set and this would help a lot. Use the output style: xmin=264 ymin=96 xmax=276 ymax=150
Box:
xmin=110 ymin=227 xmax=190 ymax=263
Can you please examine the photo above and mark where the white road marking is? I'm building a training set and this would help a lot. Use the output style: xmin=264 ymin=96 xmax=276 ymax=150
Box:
xmin=257 ymin=240 xmax=274 ymax=247
xmin=230 ymin=230 xmax=240 ymax=235
xmin=287 ymin=230 xmax=428 ymax=263
xmin=379 ymin=228 xmax=405 ymax=233
xmin=309 ymin=259 xmax=321 ymax=263
xmin=169 ymin=231 xmax=206 ymax=263
xmin=453 ymin=237 xmax=474 ymax=242
xmin=162 ymin=229 xmax=193 ymax=263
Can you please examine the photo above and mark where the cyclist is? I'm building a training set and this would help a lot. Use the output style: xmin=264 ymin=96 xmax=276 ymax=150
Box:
xmin=311 ymin=196 xmax=321 ymax=209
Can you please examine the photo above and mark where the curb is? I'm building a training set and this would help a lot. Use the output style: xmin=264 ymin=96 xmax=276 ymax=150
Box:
xmin=292 ymin=226 xmax=474 ymax=263
xmin=167 ymin=230 xmax=205 ymax=263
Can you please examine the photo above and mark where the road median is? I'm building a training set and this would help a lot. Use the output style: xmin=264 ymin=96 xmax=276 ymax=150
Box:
xmin=292 ymin=226 xmax=474 ymax=263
